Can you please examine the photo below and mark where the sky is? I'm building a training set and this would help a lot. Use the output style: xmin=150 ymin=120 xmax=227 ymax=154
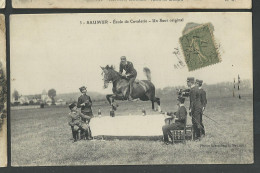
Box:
xmin=10 ymin=13 xmax=252 ymax=95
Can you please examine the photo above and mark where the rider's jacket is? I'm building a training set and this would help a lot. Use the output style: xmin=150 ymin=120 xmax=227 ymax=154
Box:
xmin=119 ymin=61 xmax=137 ymax=77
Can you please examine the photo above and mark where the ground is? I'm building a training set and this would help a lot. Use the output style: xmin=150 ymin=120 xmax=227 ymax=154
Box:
xmin=11 ymin=96 xmax=253 ymax=166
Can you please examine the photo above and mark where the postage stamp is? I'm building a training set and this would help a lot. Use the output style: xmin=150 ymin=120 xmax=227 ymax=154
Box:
xmin=180 ymin=23 xmax=221 ymax=71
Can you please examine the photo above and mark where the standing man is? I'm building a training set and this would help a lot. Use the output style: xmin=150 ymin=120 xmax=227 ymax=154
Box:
xmin=196 ymin=79 xmax=207 ymax=136
xmin=119 ymin=56 xmax=137 ymax=101
xmin=77 ymin=86 xmax=93 ymax=139
xmin=187 ymin=77 xmax=202 ymax=140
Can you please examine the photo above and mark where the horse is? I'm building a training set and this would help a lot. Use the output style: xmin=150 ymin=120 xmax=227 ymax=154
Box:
xmin=100 ymin=65 xmax=161 ymax=112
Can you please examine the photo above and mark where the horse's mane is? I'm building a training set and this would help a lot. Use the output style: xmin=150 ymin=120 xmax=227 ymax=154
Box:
xmin=105 ymin=65 xmax=115 ymax=70
xmin=104 ymin=65 xmax=121 ymax=76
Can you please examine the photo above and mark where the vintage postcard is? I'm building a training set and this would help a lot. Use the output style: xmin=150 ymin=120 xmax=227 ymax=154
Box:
xmin=10 ymin=12 xmax=253 ymax=166
xmin=12 ymin=0 xmax=252 ymax=9
xmin=0 ymin=0 xmax=5 ymax=8
xmin=0 ymin=14 xmax=7 ymax=167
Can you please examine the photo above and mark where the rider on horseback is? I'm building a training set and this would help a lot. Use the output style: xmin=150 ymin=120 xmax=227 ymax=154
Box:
xmin=119 ymin=56 xmax=137 ymax=101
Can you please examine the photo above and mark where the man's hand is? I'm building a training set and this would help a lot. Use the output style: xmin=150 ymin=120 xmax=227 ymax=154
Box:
xmin=202 ymin=107 xmax=205 ymax=112
xmin=80 ymin=103 xmax=85 ymax=106
xmin=189 ymin=109 xmax=192 ymax=117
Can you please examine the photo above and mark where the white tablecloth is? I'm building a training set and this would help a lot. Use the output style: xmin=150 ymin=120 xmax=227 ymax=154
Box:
xmin=90 ymin=115 xmax=166 ymax=136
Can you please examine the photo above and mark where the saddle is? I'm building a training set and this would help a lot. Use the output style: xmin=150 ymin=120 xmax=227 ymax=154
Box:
xmin=134 ymin=79 xmax=149 ymax=92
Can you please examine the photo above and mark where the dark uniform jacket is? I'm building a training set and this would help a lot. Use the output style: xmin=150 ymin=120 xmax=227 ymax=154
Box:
xmin=189 ymin=85 xmax=203 ymax=126
xmin=68 ymin=110 xmax=91 ymax=127
xmin=199 ymin=88 xmax=207 ymax=108
xmin=119 ymin=61 xmax=137 ymax=77
xmin=167 ymin=105 xmax=187 ymax=128
xmin=77 ymin=94 xmax=93 ymax=114
xmin=189 ymin=85 xmax=202 ymax=111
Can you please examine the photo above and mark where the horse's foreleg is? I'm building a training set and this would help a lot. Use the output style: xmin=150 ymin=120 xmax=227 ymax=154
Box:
xmin=106 ymin=94 xmax=113 ymax=105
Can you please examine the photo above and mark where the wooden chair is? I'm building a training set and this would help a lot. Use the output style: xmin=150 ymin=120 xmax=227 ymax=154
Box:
xmin=170 ymin=117 xmax=193 ymax=143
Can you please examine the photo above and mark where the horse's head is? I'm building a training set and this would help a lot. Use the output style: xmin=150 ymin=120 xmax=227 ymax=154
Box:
xmin=100 ymin=65 xmax=117 ymax=89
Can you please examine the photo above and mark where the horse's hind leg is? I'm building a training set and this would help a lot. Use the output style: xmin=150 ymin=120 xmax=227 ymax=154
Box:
xmin=155 ymin=97 xmax=162 ymax=112
xmin=151 ymin=100 xmax=155 ymax=110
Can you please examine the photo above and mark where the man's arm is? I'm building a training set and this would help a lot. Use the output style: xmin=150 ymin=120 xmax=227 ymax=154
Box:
xmin=88 ymin=97 xmax=92 ymax=107
xmin=127 ymin=62 xmax=135 ymax=76
xmin=189 ymin=89 xmax=195 ymax=110
xmin=202 ymin=90 xmax=207 ymax=107
xmin=119 ymin=63 xmax=123 ymax=74
xmin=68 ymin=114 xmax=74 ymax=126
xmin=77 ymin=97 xmax=82 ymax=108
xmin=201 ymin=90 xmax=207 ymax=111
xmin=79 ymin=112 xmax=92 ymax=121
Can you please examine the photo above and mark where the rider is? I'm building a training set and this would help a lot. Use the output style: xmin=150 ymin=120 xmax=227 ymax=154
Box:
xmin=119 ymin=56 xmax=137 ymax=101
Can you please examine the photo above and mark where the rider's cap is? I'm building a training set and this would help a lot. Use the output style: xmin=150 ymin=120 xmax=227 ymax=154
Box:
xmin=177 ymin=96 xmax=185 ymax=103
xmin=69 ymin=102 xmax=77 ymax=110
xmin=120 ymin=56 xmax=126 ymax=61
xmin=79 ymin=86 xmax=87 ymax=92
xmin=187 ymin=77 xmax=195 ymax=82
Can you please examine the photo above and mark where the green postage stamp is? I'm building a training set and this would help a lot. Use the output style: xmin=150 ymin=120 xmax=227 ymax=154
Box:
xmin=180 ymin=23 xmax=221 ymax=71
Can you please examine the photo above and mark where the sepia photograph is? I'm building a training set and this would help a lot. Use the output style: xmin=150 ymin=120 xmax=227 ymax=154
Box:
xmin=12 ymin=0 xmax=252 ymax=9
xmin=10 ymin=12 xmax=253 ymax=166
xmin=0 ymin=14 xmax=7 ymax=167
xmin=0 ymin=0 xmax=5 ymax=8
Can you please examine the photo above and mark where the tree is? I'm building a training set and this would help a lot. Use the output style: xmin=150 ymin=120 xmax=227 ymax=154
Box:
xmin=12 ymin=90 xmax=19 ymax=101
xmin=48 ymin=89 xmax=56 ymax=105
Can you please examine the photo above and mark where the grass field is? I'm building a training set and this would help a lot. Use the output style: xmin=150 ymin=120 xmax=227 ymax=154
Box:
xmin=11 ymin=96 xmax=253 ymax=166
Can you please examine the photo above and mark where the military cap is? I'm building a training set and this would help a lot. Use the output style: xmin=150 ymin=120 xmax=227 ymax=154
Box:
xmin=120 ymin=56 xmax=126 ymax=61
xmin=69 ymin=102 xmax=77 ymax=110
xmin=79 ymin=86 xmax=87 ymax=92
xmin=196 ymin=79 xmax=203 ymax=85
xmin=187 ymin=77 xmax=195 ymax=82
xmin=177 ymin=96 xmax=185 ymax=103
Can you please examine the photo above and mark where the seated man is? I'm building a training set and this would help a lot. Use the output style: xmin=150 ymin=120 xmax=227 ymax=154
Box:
xmin=68 ymin=103 xmax=92 ymax=142
xmin=162 ymin=97 xmax=187 ymax=145
xmin=164 ymin=103 xmax=180 ymax=125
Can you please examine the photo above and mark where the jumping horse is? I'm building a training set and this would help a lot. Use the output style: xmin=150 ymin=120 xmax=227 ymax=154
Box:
xmin=101 ymin=65 xmax=161 ymax=112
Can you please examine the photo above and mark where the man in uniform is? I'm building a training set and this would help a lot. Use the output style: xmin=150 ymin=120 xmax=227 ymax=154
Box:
xmin=119 ymin=56 xmax=137 ymax=101
xmin=196 ymin=79 xmax=207 ymax=136
xmin=187 ymin=77 xmax=202 ymax=140
xmin=162 ymin=97 xmax=187 ymax=145
xmin=68 ymin=103 xmax=91 ymax=142
xmin=77 ymin=86 xmax=93 ymax=139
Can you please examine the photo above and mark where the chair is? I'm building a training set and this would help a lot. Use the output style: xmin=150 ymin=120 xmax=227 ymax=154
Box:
xmin=169 ymin=117 xmax=193 ymax=143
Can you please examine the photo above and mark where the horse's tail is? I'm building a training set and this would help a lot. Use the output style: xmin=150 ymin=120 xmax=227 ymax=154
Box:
xmin=143 ymin=67 xmax=151 ymax=81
